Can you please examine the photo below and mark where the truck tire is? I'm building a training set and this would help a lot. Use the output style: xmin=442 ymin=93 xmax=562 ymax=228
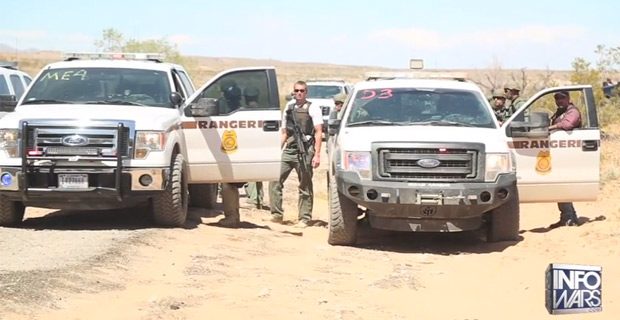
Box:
xmin=152 ymin=153 xmax=188 ymax=227
xmin=327 ymin=173 xmax=358 ymax=246
xmin=486 ymin=191 xmax=520 ymax=242
xmin=0 ymin=195 xmax=25 ymax=227
xmin=189 ymin=184 xmax=218 ymax=209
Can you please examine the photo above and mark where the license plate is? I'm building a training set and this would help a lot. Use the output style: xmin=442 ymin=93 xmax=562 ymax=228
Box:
xmin=58 ymin=174 xmax=89 ymax=189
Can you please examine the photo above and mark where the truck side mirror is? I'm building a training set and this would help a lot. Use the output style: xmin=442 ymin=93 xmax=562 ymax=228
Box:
xmin=508 ymin=111 xmax=550 ymax=138
xmin=170 ymin=92 xmax=184 ymax=107
xmin=184 ymin=97 xmax=220 ymax=117
xmin=328 ymin=118 xmax=341 ymax=136
xmin=285 ymin=93 xmax=293 ymax=101
xmin=0 ymin=95 xmax=17 ymax=112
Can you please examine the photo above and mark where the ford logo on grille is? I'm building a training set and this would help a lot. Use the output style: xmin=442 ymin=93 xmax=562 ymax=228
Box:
xmin=417 ymin=158 xmax=441 ymax=168
xmin=62 ymin=135 xmax=89 ymax=146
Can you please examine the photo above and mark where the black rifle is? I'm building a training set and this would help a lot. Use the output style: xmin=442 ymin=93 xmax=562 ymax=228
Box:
xmin=286 ymin=108 xmax=312 ymax=172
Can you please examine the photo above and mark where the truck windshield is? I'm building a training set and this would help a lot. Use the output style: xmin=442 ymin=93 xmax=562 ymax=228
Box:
xmin=346 ymin=87 xmax=496 ymax=128
xmin=22 ymin=67 xmax=173 ymax=108
xmin=306 ymin=85 xmax=342 ymax=99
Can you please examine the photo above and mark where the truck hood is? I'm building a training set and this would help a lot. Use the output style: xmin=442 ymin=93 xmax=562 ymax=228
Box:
xmin=308 ymin=98 xmax=335 ymax=108
xmin=0 ymin=104 xmax=179 ymax=130
xmin=337 ymin=125 xmax=508 ymax=153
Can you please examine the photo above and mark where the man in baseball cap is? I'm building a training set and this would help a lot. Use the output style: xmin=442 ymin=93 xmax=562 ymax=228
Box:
xmin=549 ymin=90 xmax=581 ymax=131
xmin=548 ymin=90 xmax=582 ymax=228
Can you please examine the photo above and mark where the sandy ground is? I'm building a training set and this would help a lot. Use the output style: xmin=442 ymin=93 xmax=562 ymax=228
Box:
xmin=1 ymin=146 xmax=619 ymax=320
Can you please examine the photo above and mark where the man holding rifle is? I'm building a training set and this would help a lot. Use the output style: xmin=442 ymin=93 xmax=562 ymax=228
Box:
xmin=267 ymin=80 xmax=323 ymax=228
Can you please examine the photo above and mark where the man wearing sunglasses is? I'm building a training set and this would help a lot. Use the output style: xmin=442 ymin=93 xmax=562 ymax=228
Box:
xmin=333 ymin=93 xmax=347 ymax=112
xmin=491 ymin=89 xmax=511 ymax=125
xmin=268 ymin=81 xmax=323 ymax=228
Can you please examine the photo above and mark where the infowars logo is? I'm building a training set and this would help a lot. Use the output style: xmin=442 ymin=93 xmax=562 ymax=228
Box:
xmin=545 ymin=264 xmax=602 ymax=315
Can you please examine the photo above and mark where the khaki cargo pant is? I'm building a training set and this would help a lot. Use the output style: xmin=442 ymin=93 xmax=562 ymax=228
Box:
xmin=244 ymin=182 xmax=264 ymax=206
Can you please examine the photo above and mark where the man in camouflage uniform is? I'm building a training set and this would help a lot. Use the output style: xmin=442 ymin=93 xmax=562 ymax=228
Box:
xmin=504 ymin=82 xmax=527 ymax=114
xmin=242 ymin=86 xmax=266 ymax=209
xmin=326 ymin=93 xmax=347 ymax=155
xmin=267 ymin=81 xmax=323 ymax=228
xmin=333 ymin=92 xmax=347 ymax=113
xmin=490 ymin=89 xmax=512 ymax=125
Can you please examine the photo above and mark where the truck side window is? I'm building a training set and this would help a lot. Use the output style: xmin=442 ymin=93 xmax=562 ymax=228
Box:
xmin=517 ymin=90 xmax=592 ymax=129
xmin=0 ymin=75 xmax=9 ymax=95
xmin=190 ymin=70 xmax=274 ymax=115
xmin=9 ymin=75 xmax=24 ymax=98
xmin=177 ymin=70 xmax=195 ymax=96
xmin=171 ymin=72 xmax=187 ymax=98
xmin=24 ymin=76 xmax=32 ymax=87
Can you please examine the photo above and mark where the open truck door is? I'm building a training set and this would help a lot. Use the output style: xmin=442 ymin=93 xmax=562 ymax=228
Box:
xmin=502 ymin=85 xmax=600 ymax=203
xmin=181 ymin=67 xmax=282 ymax=183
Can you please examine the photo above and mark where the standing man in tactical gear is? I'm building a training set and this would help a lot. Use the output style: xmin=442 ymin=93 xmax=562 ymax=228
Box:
xmin=267 ymin=81 xmax=323 ymax=228
xmin=491 ymin=89 xmax=511 ymax=125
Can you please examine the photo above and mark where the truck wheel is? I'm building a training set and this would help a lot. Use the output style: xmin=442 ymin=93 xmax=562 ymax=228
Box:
xmin=189 ymin=184 xmax=218 ymax=209
xmin=486 ymin=191 xmax=520 ymax=242
xmin=152 ymin=153 xmax=188 ymax=227
xmin=327 ymin=174 xmax=358 ymax=246
xmin=0 ymin=195 xmax=25 ymax=227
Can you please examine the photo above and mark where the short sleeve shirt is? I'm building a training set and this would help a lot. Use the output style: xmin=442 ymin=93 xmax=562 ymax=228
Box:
xmin=282 ymin=100 xmax=324 ymax=127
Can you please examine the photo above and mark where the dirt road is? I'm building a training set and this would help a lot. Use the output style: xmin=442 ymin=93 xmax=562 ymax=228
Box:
xmin=1 ymin=148 xmax=619 ymax=320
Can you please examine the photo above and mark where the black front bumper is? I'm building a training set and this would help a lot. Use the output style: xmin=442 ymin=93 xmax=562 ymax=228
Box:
xmin=335 ymin=170 xmax=517 ymax=232
xmin=0 ymin=166 xmax=168 ymax=209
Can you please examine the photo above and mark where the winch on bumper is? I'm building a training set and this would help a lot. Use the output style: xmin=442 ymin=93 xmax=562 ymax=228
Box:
xmin=335 ymin=171 xmax=517 ymax=232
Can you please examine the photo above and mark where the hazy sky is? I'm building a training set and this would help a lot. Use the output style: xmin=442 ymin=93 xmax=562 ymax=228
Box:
xmin=2 ymin=0 xmax=617 ymax=70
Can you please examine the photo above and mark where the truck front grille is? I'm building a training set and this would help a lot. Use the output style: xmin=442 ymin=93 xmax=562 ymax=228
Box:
xmin=375 ymin=144 xmax=482 ymax=182
xmin=24 ymin=123 xmax=132 ymax=158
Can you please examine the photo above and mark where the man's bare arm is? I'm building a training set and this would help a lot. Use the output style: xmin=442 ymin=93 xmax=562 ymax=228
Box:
xmin=280 ymin=128 xmax=287 ymax=149
xmin=312 ymin=124 xmax=322 ymax=168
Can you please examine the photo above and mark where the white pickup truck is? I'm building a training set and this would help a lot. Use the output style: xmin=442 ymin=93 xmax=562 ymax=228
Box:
xmin=326 ymin=68 xmax=600 ymax=246
xmin=0 ymin=52 xmax=283 ymax=227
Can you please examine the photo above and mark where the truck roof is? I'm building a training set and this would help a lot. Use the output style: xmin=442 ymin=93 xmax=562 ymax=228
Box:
xmin=40 ymin=59 xmax=185 ymax=72
xmin=306 ymin=81 xmax=347 ymax=86
xmin=353 ymin=78 xmax=483 ymax=92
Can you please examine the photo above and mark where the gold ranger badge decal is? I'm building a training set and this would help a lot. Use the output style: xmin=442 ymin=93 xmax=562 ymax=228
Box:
xmin=536 ymin=150 xmax=552 ymax=175
xmin=221 ymin=130 xmax=238 ymax=154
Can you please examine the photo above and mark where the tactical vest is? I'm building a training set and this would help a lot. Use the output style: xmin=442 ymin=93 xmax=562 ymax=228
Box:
xmin=508 ymin=97 xmax=526 ymax=113
xmin=286 ymin=102 xmax=315 ymax=146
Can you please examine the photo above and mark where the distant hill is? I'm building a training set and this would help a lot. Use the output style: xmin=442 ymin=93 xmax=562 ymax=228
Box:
xmin=0 ymin=43 xmax=16 ymax=53
xmin=0 ymin=43 xmax=39 ymax=54
xmin=0 ymin=49 xmax=574 ymax=97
